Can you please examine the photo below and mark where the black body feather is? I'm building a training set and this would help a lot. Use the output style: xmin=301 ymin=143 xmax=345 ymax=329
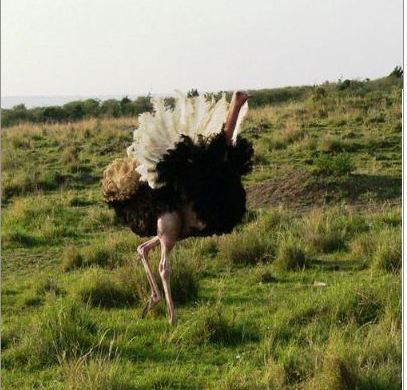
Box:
xmin=107 ymin=132 xmax=253 ymax=237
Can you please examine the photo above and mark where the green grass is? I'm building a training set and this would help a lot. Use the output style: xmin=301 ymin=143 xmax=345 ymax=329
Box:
xmin=1 ymin=76 xmax=401 ymax=389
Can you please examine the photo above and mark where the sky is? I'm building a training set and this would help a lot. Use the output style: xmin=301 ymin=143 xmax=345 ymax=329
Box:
xmin=1 ymin=0 xmax=403 ymax=97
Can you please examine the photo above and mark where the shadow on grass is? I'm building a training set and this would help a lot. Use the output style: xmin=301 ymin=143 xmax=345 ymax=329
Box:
xmin=309 ymin=258 xmax=363 ymax=272
xmin=344 ymin=174 xmax=401 ymax=201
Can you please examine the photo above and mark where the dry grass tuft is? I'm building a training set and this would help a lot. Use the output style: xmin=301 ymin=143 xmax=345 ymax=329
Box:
xmin=372 ymin=229 xmax=401 ymax=273
xmin=275 ymin=236 xmax=307 ymax=271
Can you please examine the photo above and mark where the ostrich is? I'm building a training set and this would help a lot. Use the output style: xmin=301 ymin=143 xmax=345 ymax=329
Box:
xmin=102 ymin=91 xmax=253 ymax=324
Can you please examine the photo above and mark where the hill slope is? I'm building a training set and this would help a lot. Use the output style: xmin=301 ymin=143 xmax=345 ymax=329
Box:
xmin=2 ymin=76 xmax=402 ymax=389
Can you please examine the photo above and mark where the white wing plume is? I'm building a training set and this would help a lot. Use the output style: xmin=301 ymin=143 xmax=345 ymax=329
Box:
xmin=232 ymin=101 xmax=248 ymax=144
xmin=127 ymin=91 xmax=248 ymax=189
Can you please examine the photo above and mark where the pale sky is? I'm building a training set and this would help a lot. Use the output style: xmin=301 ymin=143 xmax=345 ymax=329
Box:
xmin=1 ymin=0 xmax=403 ymax=97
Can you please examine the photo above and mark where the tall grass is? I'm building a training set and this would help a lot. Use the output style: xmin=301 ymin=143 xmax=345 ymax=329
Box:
xmin=78 ymin=268 xmax=139 ymax=308
xmin=12 ymin=300 xmax=98 ymax=367
xmin=2 ymin=194 xmax=79 ymax=247
xmin=372 ymin=228 xmax=401 ymax=273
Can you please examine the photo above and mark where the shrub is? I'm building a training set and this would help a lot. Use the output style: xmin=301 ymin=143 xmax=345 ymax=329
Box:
xmin=350 ymin=233 xmax=376 ymax=264
xmin=320 ymin=134 xmax=343 ymax=152
xmin=80 ymin=208 xmax=116 ymax=232
xmin=78 ymin=269 xmax=138 ymax=308
xmin=301 ymin=209 xmax=347 ymax=254
xmin=275 ymin=237 xmax=307 ymax=271
xmin=81 ymin=245 xmax=112 ymax=268
xmin=254 ymin=266 xmax=277 ymax=283
xmin=389 ymin=66 xmax=403 ymax=78
xmin=318 ymin=353 xmax=357 ymax=390
xmin=279 ymin=344 xmax=313 ymax=384
xmin=218 ymin=367 xmax=262 ymax=390
xmin=195 ymin=237 xmax=219 ymax=258
xmin=258 ymin=207 xmax=293 ymax=231
xmin=170 ymin=304 xmax=257 ymax=346
xmin=62 ymin=145 xmax=79 ymax=164
xmin=219 ymin=231 xmax=273 ymax=266
xmin=314 ymin=153 xmax=354 ymax=176
xmin=62 ymin=246 xmax=84 ymax=271
xmin=263 ymin=359 xmax=287 ymax=389
xmin=36 ymin=276 xmax=64 ymax=296
xmin=312 ymin=86 xmax=327 ymax=101
xmin=170 ymin=257 xmax=200 ymax=304
xmin=372 ymin=229 xmax=401 ymax=273
xmin=2 ymin=230 xmax=38 ymax=247
xmin=23 ymin=294 xmax=43 ymax=307
xmin=336 ymin=286 xmax=383 ymax=325
xmin=62 ymin=242 xmax=124 ymax=272
xmin=280 ymin=120 xmax=305 ymax=144
xmin=63 ymin=355 xmax=123 ymax=390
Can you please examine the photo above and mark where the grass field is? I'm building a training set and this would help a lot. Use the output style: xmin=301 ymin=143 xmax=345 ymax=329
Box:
xmin=1 ymin=75 xmax=402 ymax=389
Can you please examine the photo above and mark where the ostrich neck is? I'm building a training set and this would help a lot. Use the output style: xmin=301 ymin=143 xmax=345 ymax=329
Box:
xmin=224 ymin=99 xmax=244 ymax=145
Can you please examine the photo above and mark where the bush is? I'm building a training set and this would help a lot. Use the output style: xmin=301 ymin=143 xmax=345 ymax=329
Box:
xmin=263 ymin=359 xmax=287 ymax=389
xmin=170 ymin=304 xmax=257 ymax=346
xmin=389 ymin=66 xmax=403 ymax=78
xmin=219 ymin=230 xmax=273 ymax=266
xmin=320 ymin=134 xmax=343 ymax=152
xmin=275 ymin=237 xmax=307 ymax=271
xmin=36 ymin=276 xmax=64 ymax=296
xmin=336 ymin=286 xmax=383 ymax=325
xmin=170 ymin=257 xmax=200 ymax=304
xmin=23 ymin=294 xmax=43 ymax=307
xmin=78 ymin=269 xmax=138 ymax=308
xmin=2 ymin=230 xmax=38 ymax=247
xmin=81 ymin=245 xmax=112 ymax=268
xmin=350 ymin=233 xmax=376 ymax=264
xmin=314 ymin=153 xmax=354 ymax=176
xmin=195 ymin=237 xmax=219 ymax=258
xmin=301 ymin=209 xmax=347 ymax=254
xmin=254 ymin=266 xmax=277 ymax=283
xmin=63 ymin=355 xmax=123 ymax=390
xmin=62 ymin=242 xmax=124 ymax=272
xmin=372 ymin=229 xmax=401 ymax=273
xmin=318 ymin=353 xmax=357 ymax=390
xmin=62 ymin=246 xmax=84 ymax=271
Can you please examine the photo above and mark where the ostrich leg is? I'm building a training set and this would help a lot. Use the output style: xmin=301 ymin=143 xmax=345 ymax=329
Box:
xmin=157 ymin=212 xmax=181 ymax=325
xmin=137 ymin=236 xmax=162 ymax=317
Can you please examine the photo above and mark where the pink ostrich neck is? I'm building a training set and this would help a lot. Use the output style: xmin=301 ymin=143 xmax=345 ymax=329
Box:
xmin=224 ymin=91 xmax=249 ymax=145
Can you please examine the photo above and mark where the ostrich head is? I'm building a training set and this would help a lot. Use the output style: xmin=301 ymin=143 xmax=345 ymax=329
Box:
xmin=231 ymin=90 xmax=251 ymax=107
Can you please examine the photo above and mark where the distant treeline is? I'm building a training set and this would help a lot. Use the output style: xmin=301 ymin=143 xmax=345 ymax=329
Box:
xmin=0 ymin=87 xmax=313 ymax=127
xmin=2 ymin=68 xmax=402 ymax=128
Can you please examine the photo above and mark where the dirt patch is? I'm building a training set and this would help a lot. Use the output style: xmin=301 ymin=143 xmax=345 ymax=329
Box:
xmin=247 ymin=169 xmax=401 ymax=210
xmin=247 ymin=169 xmax=320 ymax=209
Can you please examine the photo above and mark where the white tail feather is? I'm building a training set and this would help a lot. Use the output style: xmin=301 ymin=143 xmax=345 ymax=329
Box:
xmin=127 ymin=92 xmax=248 ymax=189
xmin=232 ymin=101 xmax=248 ymax=144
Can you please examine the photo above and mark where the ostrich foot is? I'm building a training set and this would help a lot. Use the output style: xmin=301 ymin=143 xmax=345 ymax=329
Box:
xmin=141 ymin=293 xmax=161 ymax=318
xmin=169 ymin=313 xmax=177 ymax=326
